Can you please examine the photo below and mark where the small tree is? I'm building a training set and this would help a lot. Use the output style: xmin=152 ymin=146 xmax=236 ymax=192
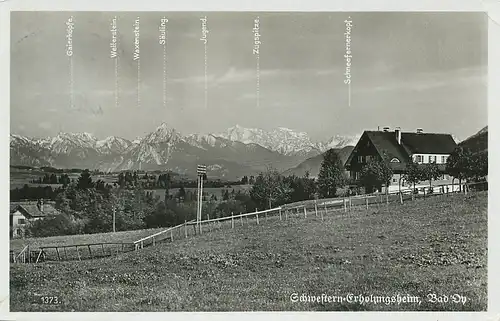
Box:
xmin=317 ymin=149 xmax=347 ymax=198
xmin=77 ymin=170 xmax=94 ymax=189
xmin=446 ymin=146 xmax=473 ymax=191
xmin=222 ymin=189 xmax=230 ymax=201
xmin=358 ymin=158 xmax=393 ymax=194
xmin=250 ymin=168 xmax=292 ymax=209
xmin=469 ymin=151 xmax=488 ymax=181
xmin=421 ymin=162 xmax=441 ymax=193
xmin=402 ymin=159 xmax=424 ymax=199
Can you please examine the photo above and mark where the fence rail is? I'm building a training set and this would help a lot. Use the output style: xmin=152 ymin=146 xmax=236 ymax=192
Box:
xmin=133 ymin=219 xmax=196 ymax=250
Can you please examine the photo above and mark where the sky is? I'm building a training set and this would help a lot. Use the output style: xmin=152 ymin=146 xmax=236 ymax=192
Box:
xmin=10 ymin=11 xmax=487 ymax=142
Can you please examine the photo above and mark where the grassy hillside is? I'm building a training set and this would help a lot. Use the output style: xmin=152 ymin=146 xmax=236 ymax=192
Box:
xmin=10 ymin=192 xmax=487 ymax=311
xmin=9 ymin=227 xmax=170 ymax=252
xmin=459 ymin=126 xmax=487 ymax=155
xmin=283 ymin=146 xmax=354 ymax=178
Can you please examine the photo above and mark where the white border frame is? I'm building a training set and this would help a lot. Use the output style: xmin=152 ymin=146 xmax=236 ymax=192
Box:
xmin=1 ymin=0 xmax=498 ymax=320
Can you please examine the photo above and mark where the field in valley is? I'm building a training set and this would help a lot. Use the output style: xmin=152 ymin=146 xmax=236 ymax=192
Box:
xmin=10 ymin=168 xmax=117 ymax=189
xmin=10 ymin=192 xmax=487 ymax=311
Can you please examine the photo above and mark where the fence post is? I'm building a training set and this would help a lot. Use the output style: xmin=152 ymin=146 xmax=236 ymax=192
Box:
xmin=343 ymin=199 xmax=347 ymax=212
xmin=399 ymin=192 xmax=403 ymax=204
xmin=170 ymin=229 xmax=174 ymax=242
xmin=324 ymin=203 xmax=327 ymax=216
xmin=314 ymin=201 xmax=318 ymax=217
xmin=184 ymin=221 xmax=188 ymax=238
xmin=256 ymin=213 xmax=259 ymax=225
xmin=265 ymin=211 xmax=268 ymax=222
xmin=240 ymin=213 xmax=243 ymax=226
xmin=304 ymin=206 xmax=307 ymax=218
xmin=386 ymin=192 xmax=389 ymax=204
xmin=279 ymin=208 xmax=282 ymax=220
xmin=231 ymin=212 xmax=234 ymax=229
xmin=285 ymin=210 xmax=288 ymax=220
xmin=152 ymin=237 xmax=156 ymax=246
xmin=349 ymin=197 xmax=352 ymax=211
xmin=76 ymin=246 xmax=81 ymax=261
xmin=321 ymin=204 xmax=324 ymax=221
xmin=423 ymin=188 xmax=426 ymax=199
xmin=464 ymin=183 xmax=468 ymax=195
xmin=365 ymin=196 xmax=369 ymax=210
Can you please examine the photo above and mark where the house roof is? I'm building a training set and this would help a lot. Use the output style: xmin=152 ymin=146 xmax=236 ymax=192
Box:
xmin=365 ymin=131 xmax=411 ymax=163
xmin=400 ymin=132 xmax=457 ymax=154
xmin=10 ymin=201 xmax=60 ymax=218
xmin=346 ymin=130 xmax=457 ymax=172
xmin=365 ymin=130 xmax=457 ymax=156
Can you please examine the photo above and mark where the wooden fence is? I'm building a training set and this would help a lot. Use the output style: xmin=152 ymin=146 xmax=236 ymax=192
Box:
xmin=11 ymin=180 xmax=486 ymax=262
xmin=133 ymin=219 xmax=196 ymax=250
xmin=131 ymin=181 xmax=486 ymax=252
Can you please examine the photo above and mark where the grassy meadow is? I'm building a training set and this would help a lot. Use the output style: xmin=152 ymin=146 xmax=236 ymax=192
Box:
xmin=9 ymin=227 xmax=170 ymax=252
xmin=10 ymin=192 xmax=487 ymax=311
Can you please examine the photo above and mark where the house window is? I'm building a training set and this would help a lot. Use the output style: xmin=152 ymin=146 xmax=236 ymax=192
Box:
xmin=358 ymin=156 xmax=366 ymax=163
xmin=366 ymin=155 xmax=371 ymax=163
xmin=415 ymin=155 xmax=423 ymax=163
xmin=392 ymin=177 xmax=397 ymax=183
xmin=441 ymin=156 xmax=447 ymax=163
xmin=18 ymin=218 xmax=26 ymax=224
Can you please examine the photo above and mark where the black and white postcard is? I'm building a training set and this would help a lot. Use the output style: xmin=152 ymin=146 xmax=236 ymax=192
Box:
xmin=3 ymin=1 xmax=497 ymax=320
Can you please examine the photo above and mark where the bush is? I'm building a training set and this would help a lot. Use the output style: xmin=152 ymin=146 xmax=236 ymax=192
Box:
xmin=27 ymin=214 xmax=84 ymax=237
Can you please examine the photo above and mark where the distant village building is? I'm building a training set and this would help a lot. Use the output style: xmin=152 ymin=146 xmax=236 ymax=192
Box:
xmin=344 ymin=127 xmax=458 ymax=193
xmin=9 ymin=199 xmax=60 ymax=238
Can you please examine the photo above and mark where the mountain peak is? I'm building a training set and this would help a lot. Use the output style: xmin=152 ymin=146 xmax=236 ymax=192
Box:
xmin=143 ymin=122 xmax=180 ymax=145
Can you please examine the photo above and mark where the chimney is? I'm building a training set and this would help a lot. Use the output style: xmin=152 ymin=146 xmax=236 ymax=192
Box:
xmin=383 ymin=127 xmax=390 ymax=132
xmin=395 ymin=127 xmax=401 ymax=144
xmin=416 ymin=128 xmax=423 ymax=134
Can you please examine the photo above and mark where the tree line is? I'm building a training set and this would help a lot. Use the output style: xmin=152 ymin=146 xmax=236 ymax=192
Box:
xmin=248 ymin=145 xmax=488 ymax=209
xmin=16 ymin=144 xmax=487 ymax=238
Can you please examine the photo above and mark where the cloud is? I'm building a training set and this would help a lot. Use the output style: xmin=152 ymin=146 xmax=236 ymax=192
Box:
xmin=315 ymin=69 xmax=339 ymax=76
xmin=38 ymin=122 xmax=52 ymax=130
xmin=355 ymin=66 xmax=486 ymax=94
xmin=238 ymin=93 xmax=257 ymax=101
xmin=172 ymin=67 xmax=339 ymax=87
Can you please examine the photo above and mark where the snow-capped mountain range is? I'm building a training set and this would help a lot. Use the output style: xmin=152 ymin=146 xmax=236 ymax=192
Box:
xmin=10 ymin=123 xmax=359 ymax=179
xmin=219 ymin=125 xmax=359 ymax=156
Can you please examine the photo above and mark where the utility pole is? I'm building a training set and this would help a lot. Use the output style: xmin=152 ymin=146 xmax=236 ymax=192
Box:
xmin=112 ymin=206 xmax=116 ymax=233
xmin=197 ymin=164 xmax=207 ymax=234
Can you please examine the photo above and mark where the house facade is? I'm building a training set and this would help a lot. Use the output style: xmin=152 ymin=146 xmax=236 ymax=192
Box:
xmin=9 ymin=200 xmax=59 ymax=238
xmin=344 ymin=127 xmax=458 ymax=193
